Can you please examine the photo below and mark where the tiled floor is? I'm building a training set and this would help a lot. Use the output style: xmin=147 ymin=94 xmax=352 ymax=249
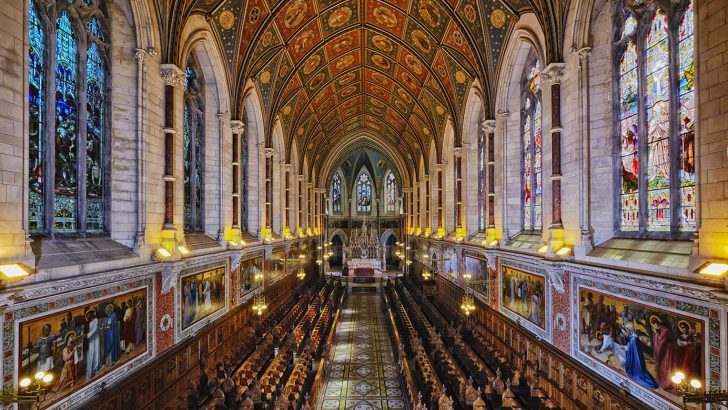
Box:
xmin=319 ymin=293 xmax=407 ymax=410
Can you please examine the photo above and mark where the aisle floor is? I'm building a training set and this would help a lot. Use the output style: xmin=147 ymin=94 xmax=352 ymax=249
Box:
xmin=319 ymin=293 xmax=407 ymax=410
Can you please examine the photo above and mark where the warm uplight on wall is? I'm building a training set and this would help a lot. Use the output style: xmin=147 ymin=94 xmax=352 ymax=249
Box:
xmin=697 ymin=262 xmax=728 ymax=277
xmin=157 ymin=248 xmax=172 ymax=258
xmin=0 ymin=264 xmax=29 ymax=279
xmin=556 ymin=247 xmax=572 ymax=257
xmin=537 ymin=245 xmax=548 ymax=254
xmin=178 ymin=246 xmax=190 ymax=255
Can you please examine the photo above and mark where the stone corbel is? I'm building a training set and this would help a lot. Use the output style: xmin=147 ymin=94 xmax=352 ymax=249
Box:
xmin=541 ymin=63 xmax=566 ymax=86
xmin=265 ymin=148 xmax=275 ymax=158
xmin=546 ymin=266 xmax=566 ymax=293
xmin=453 ymin=147 xmax=462 ymax=158
xmin=231 ymin=120 xmax=245 ymax=135
xmin=483 ymin=119 xmax=496 ymax=134
xmin=160 ymin=64 xmax=185 ymax=87
xmin=231 ymin=251 xmax=244 ymax=269
xmin=161 ymin=263 xmax=184 ymax=294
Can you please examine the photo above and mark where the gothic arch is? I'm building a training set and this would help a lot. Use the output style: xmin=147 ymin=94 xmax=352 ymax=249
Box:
xmin=242 ymin=82 xmax=265 ymax=235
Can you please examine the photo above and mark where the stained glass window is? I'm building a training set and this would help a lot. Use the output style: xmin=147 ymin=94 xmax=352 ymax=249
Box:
xmin=184 ymin=63 xmax=205 ymax=232
xmin=615 ymin=1 xmax=695 ymax=234
xmin=678 ymin=2 xmax=696 ymax=231
xmin=356 ymin=173 xmax=372 ymax=213
xmin=28 ymin=1 xmax=109 ymax=234
xmin=28 ymin=0 xmax=44 ymax=232
xmin=332 ymin=172 xmax=342 ymax=213
xmin=54 ymin=10 xmax=78 ymax=233
xmin=522 ymin=58 xmax=542 ymax=231
xmin=386 ymin=172 xmax=396 ymax=212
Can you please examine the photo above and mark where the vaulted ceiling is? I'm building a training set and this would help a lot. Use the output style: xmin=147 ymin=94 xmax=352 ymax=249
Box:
xmin=154 ymin=0 xmax=569 ymax=180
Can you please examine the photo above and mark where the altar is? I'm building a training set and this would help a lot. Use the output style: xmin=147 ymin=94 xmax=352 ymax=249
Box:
xmin=348 ymin=259 xmax=382 ymax=271
xmin=342 ymin=220 xmax=386 ymax=290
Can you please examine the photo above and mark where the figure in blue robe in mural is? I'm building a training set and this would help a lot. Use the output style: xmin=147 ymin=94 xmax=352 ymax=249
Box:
xmin=622 ymin=324 xmax=658 ymax=389
xmin=102 ymin=304 xmax=121 ymax=364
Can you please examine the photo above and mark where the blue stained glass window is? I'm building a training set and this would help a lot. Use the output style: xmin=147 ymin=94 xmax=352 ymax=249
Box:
xmin=522 ymin=58 xmax=542 ymax=231
xmin=356 ymin=173 xmax=372 ymax=213
xmin=54 ymin=10 xmax=78 ymax=232
xmin=87 ymin=16 xmax=105 ymax=41
xmin=28 ymin=0 xmax=45 ymax=232
xmin=332 ymin=172 xmax=341 ymax=213
xmin=86 ymin=42 xmax=105 ymax=231
xmin=184 ymin=64 xmax=205 ymax=232
xmin=386 ymin=172 xmax=396 ymax=212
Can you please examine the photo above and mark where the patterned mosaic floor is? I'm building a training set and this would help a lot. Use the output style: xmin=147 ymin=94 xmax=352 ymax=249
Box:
xmin=319 ymin=294 xmax=407 ymax=410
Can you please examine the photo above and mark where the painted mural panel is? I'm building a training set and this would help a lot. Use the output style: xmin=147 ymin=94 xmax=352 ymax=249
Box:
xmin=500 ymin=265 xmax=545 ymax=329
xmin=18 ymin=288 xmax=148 ymax=408
xmin=240 ymin=255 xmax=264 ymax=301
xmin=270 ymin=248 xmax=286 ymax=282
xmin=181 ymin=266 xmax=226 ymax=329
xmin=577 ymin=286 xmax=704 ymax=407
xmin=464 ymin=254 xmax=488 ymax=298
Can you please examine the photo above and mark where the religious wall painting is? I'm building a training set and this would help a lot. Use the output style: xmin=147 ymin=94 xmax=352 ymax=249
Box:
xmin=240 ymin=255 xmax=264 ymax=301
xmin=17 ymin=288 xmax=149 ymax=409
xmin=500 ymin=265 xmax=546 ymax=329
xmin=180 ymin=266 xmax=226 ymax=330
xmin=464 ymin=254 xmax=489 ymax=298
xmin=576 ymin=286 xmax=706 ymax=408
xmin=270 ymin=248 xmax=286 ymax=282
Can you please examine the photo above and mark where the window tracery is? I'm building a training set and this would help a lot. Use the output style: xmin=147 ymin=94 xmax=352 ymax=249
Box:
xmin=183 ymin=61 xmax=205 ymax=232
xmin=28 ymin=0 xmax=109 ymax=234
xmin=615 ymin=0 xmax=695 ymax=233
xmin=386 ymin=172 xmax=397 ymax=213
xmin=522 ymin=58 xmax=542 ymax=231
xmin=332 ymin=172 xmax=342 ymax=214
xmin=356 ymin=173 xmax=372 ymax=213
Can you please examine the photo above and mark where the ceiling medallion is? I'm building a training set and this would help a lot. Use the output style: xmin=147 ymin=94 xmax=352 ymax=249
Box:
xmin=309 ymin=72 xmax=325 ymax=89
xmin=463 ymin=4 xmax=477 ymax=23
xmin=436 ymin=105 xmax=445 ymax=115
xmin=418 ymin=0 xmax=441 ymax=27
xmin=411 ymin=30 xmax=431 ymax=53
xmin=336 ymin=54 xmax=355 ymax=69
xmin=328 ymin=6 xmax=353 ymax=28
xmin=249 ymin=7 xmax=260 ymax=24
xmin=452 ymin=30 xmax=464 ymax=46
xmin=455 ymin=70 xmax=467 ymax=83
xmin=490 ymin=9 xmax=506 ymax=28
xmin=260 ymin=70 xmax=271 ymax=84
xmin=262 ymin=31 xmax=273 ymax=46
xmin=423 ymin=127 xmax=430 ymax=135
xmin=298 ymin=127 xmax=305 ymax=135
xmin=284 ymin=0 xmax=308 ymax=29
xmin=279 ymin=64 xmax=290 ymax=77
xmin=395 ymin=99 xmax=408 ymax=112
xmin=372 ymin=35 xmax=393 ymax=52
xmin=339 ymin=72 xmax=356 ymax=85
xmin=303 ymin=55 xmax=321 ymax=74
xmin=373 ymin=7 xmax=397 ymax=27
xmin=282 ymin=105 xmax=292 ymax=115
xmin=333 ymin=36 xmax=353 ymax=53
xmin=397 ymin=87 xmax=412 ymax=103
xmin=341 ymin=85 xmax=357 ymax=98
xmin=405 ymin=54 xmax=423 ymax=74
xmin=370 ymin=98 xmax=385 ymax=108
xmin=293 ymin=30 xmax=314 ymax=53
xmin=371 ymin=54 xmax=391 ymax=69
xmin=401 ymin=71 xmax=417 ymax=88
xmin=218 ymin=10 xmax=235 ymax=30
xmin=372 ymin=72 xmax=387 ymax=84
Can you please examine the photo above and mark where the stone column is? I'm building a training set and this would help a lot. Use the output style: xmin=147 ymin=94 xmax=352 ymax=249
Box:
xmin=307 ymin=182 xmax=313 ymax=235
xmin=159 ymin=64 xmax=185 ymax=258
xmin=283 ymin=163 xmax=292 ymax=238
xmin=435 ymin=163 xmax=444 ymax=237
xmin=497 ymin=111 xmax=510 ymax=244
xmin=134 ymin=48 xmax=150 ymax=254
xmin=423 ymin=175 xmax=431 ymax=236
xmin=297 ymin=174 xmax=304 ymax=236
xmin=230 ymin=120 xmax=244 ymax=247
xmin=217 ymin=111 xmax=230 ymax=245
xmin=263 ymin=147 xmax=274 ymax=240
xmin=484 ymin=120 xmax=497 ymax=230
xmin=453 ymin=148 xmax=464 ymax=238
xmin=542 ymin=63 xmax=566 ymax=254
xmin=573 ymin=47 xmax=594 ymax=256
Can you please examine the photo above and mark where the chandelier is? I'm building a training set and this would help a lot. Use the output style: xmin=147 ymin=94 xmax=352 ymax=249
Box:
xmin=253 ymin=292 xmax=267 ymax=316
xmin=461 ymin=292 xmax=476 ymax=316
xmin=297 ymin=267 xmax=306 ymax=280
xmin=422 ymin=269 xmax=432 ymax=281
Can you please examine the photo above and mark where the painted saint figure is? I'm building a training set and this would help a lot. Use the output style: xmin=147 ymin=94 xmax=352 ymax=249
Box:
xmin=85 ymin=309 xmax=101 ymax=379
xmin=35 ymin=324 xmax=57 ymax=373
xmin=622 ymin=324 xmax=658 ymax=389
xmin=103 ymin=304 xmax=121 ymax=364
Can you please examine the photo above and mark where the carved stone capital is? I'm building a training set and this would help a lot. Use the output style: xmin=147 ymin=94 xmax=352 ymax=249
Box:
xmin=265 ymin=148 xmax=275 ymax=158
xmin=218 ymin=111 xmax=230 ymax=121
xmin=315 ymin=188 xmax=326 ymax=194
xmin=230 ymin=120 xmax=245 ymax=135
xmin=496 ymin=110 xmax=510 ymax=119
xmin=160 ymin=64 xmax=185 ymax=87
xmin=434 ymin=163 xmax=444 ymax=172
xmin=284 ymin=163 xmax=293 ymax=171
xmin=297 ymin=174 xmax=304 ymax=181
xmin=577 ymin=47 xmax=592 ymax=62
xmin=453 ymin=147 xmax=463 ymax=158
xmin=482 ymin=119 xmax=497 ymax=134
xmin=541 ymin=63 xmax=566 ymax=85
xmin=134 ymin=48 xmax=147 ymax=66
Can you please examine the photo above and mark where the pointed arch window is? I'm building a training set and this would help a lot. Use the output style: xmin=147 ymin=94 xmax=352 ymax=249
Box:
xmin=183 ymin=61 xmax=205 ymax=232
xmin=356 ymin=173 xmax=372 ymax=213
xmin=522 ymin=58 xmax=542 ymax=231
xmin=332 ymin=172 xmax=342 ymax=214
xmin=386 ymin=172 xmax=397 ymax=213
xmin=28 ymin=1 xmax=110 ymax=234
xmin=615 ymin=1 xmax=695 ymax=234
